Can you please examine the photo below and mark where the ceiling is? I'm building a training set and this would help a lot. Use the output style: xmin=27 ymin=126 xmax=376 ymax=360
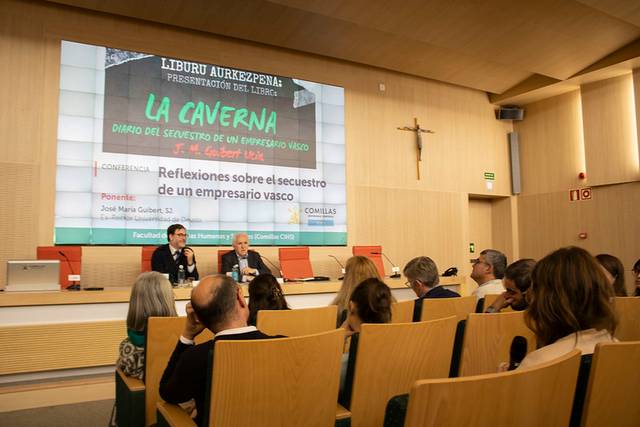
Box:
xmin=48 ymin=0 xmax=640 ymax=104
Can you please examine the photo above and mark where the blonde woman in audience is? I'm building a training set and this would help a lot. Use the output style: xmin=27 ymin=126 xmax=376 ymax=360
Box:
xmin=331 ymin=256 xmax=388 ymax=326
xmin=596 ymin=253 xmax=627 ymax=297
xmin=519 ymin=247 xmax=617 ymax=369
xmin=116 ymin=271 xmax=177 ymax=379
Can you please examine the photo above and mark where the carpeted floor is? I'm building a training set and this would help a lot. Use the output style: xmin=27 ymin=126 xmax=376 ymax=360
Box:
xmin=0 ymin=399 xmax=114 ymax=427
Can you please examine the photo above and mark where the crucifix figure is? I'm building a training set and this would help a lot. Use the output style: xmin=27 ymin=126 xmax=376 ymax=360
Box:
xmin=397 ymin=117 xmax=435 ymax=180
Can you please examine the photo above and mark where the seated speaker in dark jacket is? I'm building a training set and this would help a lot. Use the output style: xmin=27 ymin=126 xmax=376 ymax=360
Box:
xmin=151 ymin=224 xmax=198 ymax=284
xmin=159 ymin=275 xmax=282 ymax=425
xmin=220 ymin=233 xmax=270 ymax=277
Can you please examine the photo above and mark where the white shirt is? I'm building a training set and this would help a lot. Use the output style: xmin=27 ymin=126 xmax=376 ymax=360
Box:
xmin=519 ymin=329 xmax=616 ymax=370
xmin=180 ymin=326 xmax=257 ymax=345
xmin=169 ymin=245 xmax=195 ymax=274
xmin=472 ymin=278 xmax=504 ymax=299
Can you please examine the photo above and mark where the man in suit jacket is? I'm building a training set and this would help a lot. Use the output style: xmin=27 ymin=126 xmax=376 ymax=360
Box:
xmin=159 ymin=275 xmax=282 ymax=426
xmin=151 ymin=224 xmax=198 ymax=284
xmin=220 ymin=233 xmax=270 ymax=277
xmin=403 ymin=256 xmax=460 ymax=321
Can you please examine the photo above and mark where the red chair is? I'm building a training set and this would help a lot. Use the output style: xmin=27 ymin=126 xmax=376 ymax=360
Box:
xmin=279 ymin=247 xmax=314 ymax=281
xmin=37 ymin=246 xmax=82 ymax=289
xmin=352 ymin=245 xmax=385 ymax=277
xmin=218 ymin=249 xmax=232 ymax=273
xmin=141 ymin=246 xmax=156 ymax=272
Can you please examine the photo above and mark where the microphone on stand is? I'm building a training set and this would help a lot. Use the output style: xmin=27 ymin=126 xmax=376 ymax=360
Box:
xmin=371 ymin=252 xmax=401 ymax=278
xmin=58 ymin=250 xmax=80 ymax=290
xmin=260 ymin=255 xmax=283 ymax=278
xmin=328 ymin=255 xmax=345 ymax=280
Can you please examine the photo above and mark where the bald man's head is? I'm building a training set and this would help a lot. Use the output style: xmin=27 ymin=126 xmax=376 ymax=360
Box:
xmin=191 ymin=275 xmax=241 ymax=331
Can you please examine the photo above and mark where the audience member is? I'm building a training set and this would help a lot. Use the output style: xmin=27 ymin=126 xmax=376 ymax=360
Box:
xmin=116 ymin=271 xmax=177 ymax=380
xmin=596 ymin=254 xmax=627 ymax=296
xmin=247 ymin=274 xmax=290 ymax=326
xmin=159 ymin=275 xmax=283 ymax=425
xmin=151 ymin=224 xmax=198 ymax=284
xmin=403 ymin=256 xmax=460 ymax=299
xmin=339 ymin=278 xmax=392 ymax=391
xmin=341 ymin=277 xmax=393 ymax=336
xmin=519 ymin=247 xmax=617 ymax=369
xmin=485 ymin=259 xmax=536 ymax=313
xmin=221 ymin=233 xmax=270 ymax=278
xmin=332 ymin=256 xmax=386 ymax=327
xmin=633 ymin=258 xmax=640 ymax=297
xmin=470 ymin=249 xmax=507 ymax=299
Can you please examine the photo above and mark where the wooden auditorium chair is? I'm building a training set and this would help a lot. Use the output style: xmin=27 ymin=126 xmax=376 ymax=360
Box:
xmin=352 ymin=245 xmax=385 ymax=277
xmin=415 ymin=295 xmax=476 ymax=322
xmin=454 ymin=311 xmax=536 ymax=377
xmin=613 ymin=297 xmax=640 ymax=341
xmin=339 ymin=316 xmax=457 ymax=427
xmin=401 ymin=350 xmax=582 ymax=427
xmin=37 ymin=245 xmax=82 ymax=289
xmin=115 ymin=317 xmax=213 ymax=427
xmin=578 ymin=340 xmax=640 ymax=427
xmin=278 ymin=247 xmax=314 ymax=280
xmin=256 ymin=305 xmax=337 ymax=337
xmin=156 ymin=329 xmax=344 ymax=427
xmin=141 ymin=247 xmax=156 ymax=273
xmin=391 ymin=300 xmax=415 ymax=323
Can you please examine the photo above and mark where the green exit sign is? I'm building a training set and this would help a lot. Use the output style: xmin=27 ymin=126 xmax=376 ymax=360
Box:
xmin=484 ymin=172 xmax=495 ymax=180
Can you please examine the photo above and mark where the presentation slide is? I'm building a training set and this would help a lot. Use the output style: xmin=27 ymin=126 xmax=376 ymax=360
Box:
xmin=55 ymin=41 xmax=346 ymax=245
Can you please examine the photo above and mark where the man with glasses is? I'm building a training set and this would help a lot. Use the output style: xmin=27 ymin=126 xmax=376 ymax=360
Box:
xmin=152 ymin=224 xmax=199 ymax=284
xmin=403 ymin=256 xmax=460 ymax=299
xmin=470 ymin=249 xmax=507 ymax=299
xmin=633 ymin=259 xmax=640 ymax=297
xmin=485 ymin=259 xmax=535 ymax=313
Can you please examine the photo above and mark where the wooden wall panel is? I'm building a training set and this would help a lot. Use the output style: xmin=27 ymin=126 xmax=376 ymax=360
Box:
xmin=518 ymin=183 xmax=640 ymax=295
xmin=513 ymin=90 xmax=586 ymax=195
xmin=0 ymin=0 xmax=512 ymax=291
xmin=581 ymin=73 xmax=640 ymax=186
xmin=0 ymin=320 xmax=125 ymax=374
xmin=491 ymin=196 xmax=519 ymax=263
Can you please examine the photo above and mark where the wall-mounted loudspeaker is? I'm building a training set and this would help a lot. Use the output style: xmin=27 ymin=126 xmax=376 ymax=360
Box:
xmin=496 ymin=106 xmax=524 ymax=121
xmin=508 ymin=132 xmax=521 ymax=195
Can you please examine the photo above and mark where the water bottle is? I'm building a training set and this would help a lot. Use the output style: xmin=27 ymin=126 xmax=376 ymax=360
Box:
xmin=177 ymin=264 xmax=186 ymax=285
xmin=232 ymin=264 xmax=240 ymax=282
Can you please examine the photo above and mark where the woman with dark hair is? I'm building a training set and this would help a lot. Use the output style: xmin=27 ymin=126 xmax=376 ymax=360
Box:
xmin=633 ymin=259 xmax=640 ymax=297
xmin=595 ymin=253 xmax=627 ymax=297
xmin=332 ymin=256 xmax=385 ymax=327
xmin=519 ymin=247 xmax=617 ymax=369
xmin=247 ymin=274 xmax=289 ymax=326
xmin=342 ymin=277 xmax=393 ymax=336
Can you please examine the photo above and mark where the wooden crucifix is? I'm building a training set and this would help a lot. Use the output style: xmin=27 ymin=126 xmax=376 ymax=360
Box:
xmin=397 ymin=117 xmax=435 ymax=180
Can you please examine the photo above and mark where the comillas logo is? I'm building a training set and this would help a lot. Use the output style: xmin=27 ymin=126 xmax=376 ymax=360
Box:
xmin=303 ymin=208 xmax=337 ymax=215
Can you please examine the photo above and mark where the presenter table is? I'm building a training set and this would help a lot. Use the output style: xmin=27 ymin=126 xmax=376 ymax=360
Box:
xmin=0 ymin=276 xmax=463 ymax=381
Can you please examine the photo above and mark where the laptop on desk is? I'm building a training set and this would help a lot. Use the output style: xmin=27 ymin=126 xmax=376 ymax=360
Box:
xmin=4 ymin=260 xmax=60 ymax=292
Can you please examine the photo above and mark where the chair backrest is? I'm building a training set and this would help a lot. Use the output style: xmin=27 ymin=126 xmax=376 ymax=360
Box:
xmin=613 ymin=297 xmax=640 ymax=341
xmin=217 ymin=249 xmax=232 ymax=273
xmin=208 ymin=329 xmax=344 ymax=427
xmin=256 ymin=305 xmax=337 ymax=336
xmin=482 ymin=294 xmax=502 ymax=311
xmin=420 ymin=295 xmax=476 ymax=322
xmin=278 ymin=247 xmax=314 ymax=280
xmin=458 ymin=310 xmax=536 ymax=376
xmin=581 ymin=341 xmax=640 ymax=427
xmin=391 ymin=300 xmax=415 ymax=323
xmin=404 ymin=349 xmax=582 ymax=427
xmin=141 ymin=246 xmax=155 ymax=273
xmin=352 ymin=245 xmax=385 ymax=277
xmin=36 ymin=246 xmax=82 ymax=289
xmin=347 ymin=316 xmax=458 ymax=427
xmin=144 ymin=317 xmax=213 ymax=426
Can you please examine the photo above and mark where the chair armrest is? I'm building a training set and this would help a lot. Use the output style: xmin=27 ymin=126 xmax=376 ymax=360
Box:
xmin=336 ymin=403 xmax=351 ymax=420
xmin=116 ymin=368 xmax=145 ymax=392
xmin=156 ymin=401 xmax=196 ymax=427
